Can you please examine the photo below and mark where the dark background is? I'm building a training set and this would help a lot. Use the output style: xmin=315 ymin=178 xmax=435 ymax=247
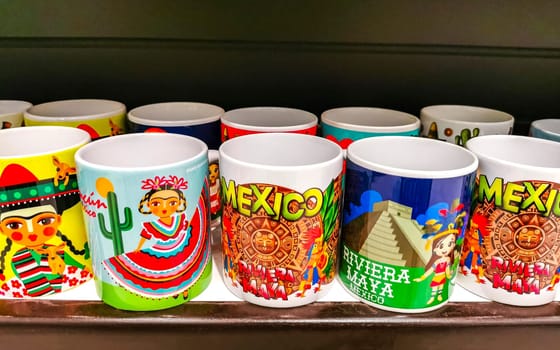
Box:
xmin=1 ymin=1 xmax=559 ymax=135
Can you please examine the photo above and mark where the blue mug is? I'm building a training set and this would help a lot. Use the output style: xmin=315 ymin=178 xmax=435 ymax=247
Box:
xmin=339 ymin=136 xmax=478 ymax=313
xmin=128 ymin=102 xmax=223 ymax=224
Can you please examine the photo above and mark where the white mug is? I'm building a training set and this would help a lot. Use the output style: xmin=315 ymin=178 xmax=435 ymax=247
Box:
xmin=458 ymin=135 xmax=560 ymax=306
xmin=0 ymin=100 xmax=32 ymax=129
xmin=420 ymin=105 xmax=514 ymax=146
xmin=219 ymin=133 xmax=343 ymax=307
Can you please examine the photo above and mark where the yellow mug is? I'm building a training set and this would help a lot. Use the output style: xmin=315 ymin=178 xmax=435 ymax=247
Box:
xmin=0 ymin=126 xmax=92 ymax=298
xmin=24 ymin=99 xmax=126 ymax=140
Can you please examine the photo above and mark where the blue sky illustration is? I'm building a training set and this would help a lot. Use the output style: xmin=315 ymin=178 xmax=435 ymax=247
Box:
xmin=343 ymin=189 xmax=452 ymax=228
xmin=343 ymin=190 xmax=382 ymax=224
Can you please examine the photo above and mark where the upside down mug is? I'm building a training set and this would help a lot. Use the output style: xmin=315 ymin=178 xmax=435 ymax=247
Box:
xmin=75 ymin=133 xmax=212 ymax=311
xmin=219 ymin=133 xmax=343 ymax=307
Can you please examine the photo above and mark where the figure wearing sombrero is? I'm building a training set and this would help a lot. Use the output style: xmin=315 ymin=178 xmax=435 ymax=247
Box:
xmin=0 ymin=164 xmax=91 ymax=298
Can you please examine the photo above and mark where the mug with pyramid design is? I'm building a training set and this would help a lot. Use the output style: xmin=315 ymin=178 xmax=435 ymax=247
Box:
xmin=339 ymin=136 xmax=478 ymax=312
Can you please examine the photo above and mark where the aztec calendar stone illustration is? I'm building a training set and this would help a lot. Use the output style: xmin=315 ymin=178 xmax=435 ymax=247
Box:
xmin=479 ymin=180 xmax=560 ymax=287
xmin=230 ymin=184 xmax=323 ymax=270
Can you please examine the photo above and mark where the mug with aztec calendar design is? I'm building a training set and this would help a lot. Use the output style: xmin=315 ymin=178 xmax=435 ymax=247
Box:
xmin=458 ymin=135 xmax=560 ymax=306
xmin=219 ymin=133 xmax=343 ymax=308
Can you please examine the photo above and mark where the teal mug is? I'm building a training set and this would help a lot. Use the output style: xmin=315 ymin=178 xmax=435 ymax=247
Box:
xmin=529 ymin=118 xmax=560 ymax=142
xmin=75 ymin=133 xmax=212 ymax=311
xmin=321 ymin=107 xmax=420 ymax=149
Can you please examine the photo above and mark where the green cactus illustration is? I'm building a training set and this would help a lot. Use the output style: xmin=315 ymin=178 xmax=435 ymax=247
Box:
xmin=96 ymin=177 xmax=133 ymax=256
xmin=455 ymin=128 xmax=480 ymax=146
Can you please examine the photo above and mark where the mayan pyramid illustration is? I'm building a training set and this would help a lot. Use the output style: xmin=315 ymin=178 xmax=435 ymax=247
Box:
xmin=343 ymin=200 xmax=430 ymax=267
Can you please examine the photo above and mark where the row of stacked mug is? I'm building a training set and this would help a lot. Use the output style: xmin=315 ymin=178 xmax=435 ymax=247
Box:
xmin=0 ymin=99 xmax=559 ymax=313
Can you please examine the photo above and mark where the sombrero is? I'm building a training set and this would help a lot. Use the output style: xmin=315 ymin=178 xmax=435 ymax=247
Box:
xmin=0 ymin=163 xmax=80 ymax=213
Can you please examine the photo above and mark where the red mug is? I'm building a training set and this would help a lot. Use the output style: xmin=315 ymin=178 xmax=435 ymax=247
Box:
xmin=221 ymin=107 xmax=318 ymax=142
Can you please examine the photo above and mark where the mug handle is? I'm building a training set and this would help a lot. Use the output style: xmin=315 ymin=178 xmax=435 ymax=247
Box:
xmin=208 ymin=149 xmax=219 ymax=164
xmin=207 ymin=149 xmax=221 ymax=230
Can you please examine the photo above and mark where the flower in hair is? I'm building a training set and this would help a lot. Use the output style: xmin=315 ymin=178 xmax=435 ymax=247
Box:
xmin=141 ymin=176 xmax=168 ymax=190
xmin=167 ymin=175 xmax=188 ymax=190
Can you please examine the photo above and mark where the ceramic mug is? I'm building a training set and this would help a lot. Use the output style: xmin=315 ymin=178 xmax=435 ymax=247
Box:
xmin=0 ymin=126 xmax=92 ymax=298
xmin=320 ymin=107 xmax=420 ymax=149
xmin=458 ymin=135 xmax=560 ymax=306
xmin=529 ymin=118 xmax=560 ymax=142
xmin=420 ymin=105 xmax=514 ymax=146
xmin=220 ymin=106 xmax=318 ymax=142
xmin=339 ymin=136 xmax=478 ymax=313
xmin=75 ymin=133 xmax=212 ymax=311
xmin=127 ymin=102 xmax=224 ymax=223
xmin=0 ymin=100 xmax=32 ymax=129
xmin=24 ymin=99 xmax=126 ymax=140
xmin=220 ymin=133 xmax=344 ymax=307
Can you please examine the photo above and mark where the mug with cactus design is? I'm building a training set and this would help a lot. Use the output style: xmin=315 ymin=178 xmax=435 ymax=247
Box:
xmin=75 ymin=133 xmax=212 ymax=311
xmin=419 ymin=105 xmax=514 ymax=146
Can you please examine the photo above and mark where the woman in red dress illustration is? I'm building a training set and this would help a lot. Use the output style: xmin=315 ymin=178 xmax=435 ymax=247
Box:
xmin=102 ymin=176 xmax=209 ymax=299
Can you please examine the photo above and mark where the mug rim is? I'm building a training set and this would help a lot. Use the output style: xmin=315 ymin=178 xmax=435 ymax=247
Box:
xmin=0 ymin=100 xmax=32 ymax=117
xmin=25 ymin=99 xmax=126 ymax=122
xmin=321 ymin=107 xmax=420 ymax=133
xmin=221 ymin=106 xmax=318 ymax=132
xmin=347 ymin=136 xmax=478 ymax=179
xmin=219 ymin=132 xmax=342 ymax=170
xmin=75 ymin=133 xmax=208 ymax=171
xmin=128 ymin=101 xmax=224 ymax=127
xmin=420 ymin=105 xmax=514 ymax=125
xmin=0 ymin=126 xmax=91 ymax=158
xmin=530 ymin=118 xmax=560 ymax=137
xmin=466 ymin=134 xmax=560 ymax=171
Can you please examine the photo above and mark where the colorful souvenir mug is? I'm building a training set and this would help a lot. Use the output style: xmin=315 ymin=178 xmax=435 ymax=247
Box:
xmin=320 ymin=107 xmax=420 ymax=149
xmin=220 ymin=106 xmax=318 ymax=142
xmin=529 ymin=118 xmax=560 ymax=143
xmin=24 ymin=99 xmax=126 ymax=140
xmin=0 ymin=100 xmax=32 ymax=129
xmin=127 ymin=101 xmax=223 ymax=149
xmin=0 ymin=126 xmax=92 ymax=298
xmin=420 ymin=105 xmax=514 ymax=146
xmin=339 ymin=136 xmax=478 ymax=313
xmin=127 ymin=102 xmax=224 ymax=224
xmin=458 ymin=135 xmax=560 ymax=306
xmin=219 ymin=133 xmax=344 ymax=307
xmin=75 ymin=133 xmax=212 ymax=311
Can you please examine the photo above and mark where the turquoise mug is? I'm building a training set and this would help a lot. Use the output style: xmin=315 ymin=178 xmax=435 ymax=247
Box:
xmin=75 ymin=133 xmax=212 ymax=311
xmin=529 ymin=118 xmax=560 ymax=142
xmin=321 ymin=107 xmax=420 ymax=149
